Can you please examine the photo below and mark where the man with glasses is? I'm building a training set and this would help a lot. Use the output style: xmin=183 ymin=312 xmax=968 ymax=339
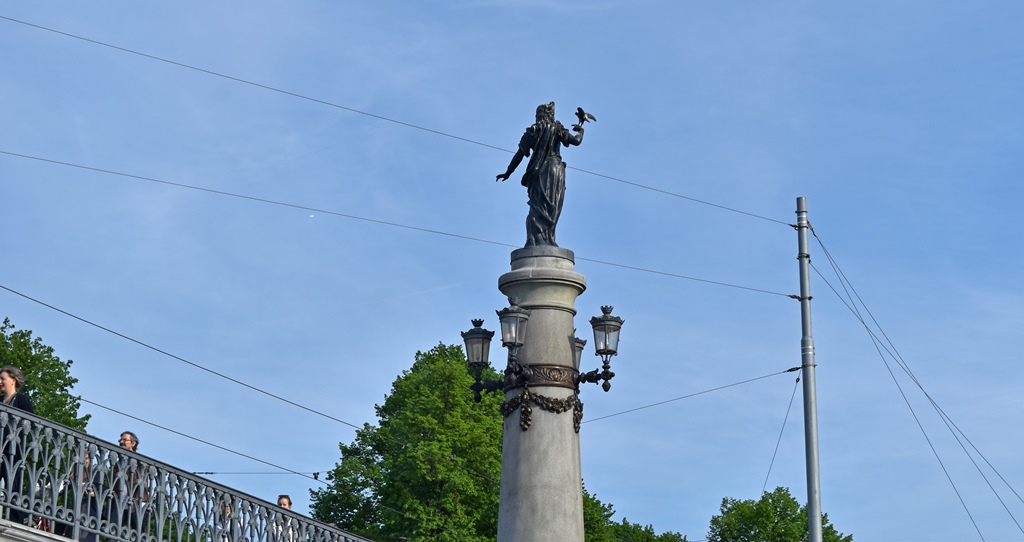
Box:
xmin=118 ymin=432 xmax=138 ymax=452
xmin=110 ymin=431 xmax=147 ymax=534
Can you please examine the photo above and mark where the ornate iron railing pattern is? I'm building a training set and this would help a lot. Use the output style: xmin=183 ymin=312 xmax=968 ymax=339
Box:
xmin=0 ymin=404 xmax=372 ymax=542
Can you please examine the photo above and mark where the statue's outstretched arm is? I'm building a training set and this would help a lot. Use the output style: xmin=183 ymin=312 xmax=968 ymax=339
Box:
xmin=568 ymin=125 xmax=584 ymax=146
xmin=496 ymin=149 xmax=526 ymax=182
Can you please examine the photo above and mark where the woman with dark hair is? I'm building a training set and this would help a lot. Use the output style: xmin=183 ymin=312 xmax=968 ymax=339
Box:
xmin=1 ymin=365 xmax=34 ymax=524
xmin=0 ymin=366 xmax=33 ymax=413
xmin=270 ymin=495 xmax=295 ymax=542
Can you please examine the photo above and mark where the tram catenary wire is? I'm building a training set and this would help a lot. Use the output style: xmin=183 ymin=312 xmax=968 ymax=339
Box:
xmin=76 ymin=398 xmax=455 ymax=535
xmin=0 ymin=14 xmax=788 ymax=227
xmin=807 ymin=229 xmax=1020 ymax=539
xmin=4 ymin=280 xmax=805 ymax=485
xmin=0 ymin=149 xmax=791 ymax=298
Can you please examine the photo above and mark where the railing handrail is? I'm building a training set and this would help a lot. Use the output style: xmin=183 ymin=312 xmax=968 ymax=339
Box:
xmin=0 ymin=402 xmax=372 ymax=542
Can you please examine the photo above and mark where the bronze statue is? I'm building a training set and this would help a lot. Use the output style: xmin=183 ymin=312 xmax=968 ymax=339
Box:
xmin=496 ymin=102 xmax=593 ymax=247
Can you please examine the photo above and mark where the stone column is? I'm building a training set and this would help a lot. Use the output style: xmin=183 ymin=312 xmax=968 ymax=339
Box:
xmin=496 ymin=246 xmax=587 ymax=542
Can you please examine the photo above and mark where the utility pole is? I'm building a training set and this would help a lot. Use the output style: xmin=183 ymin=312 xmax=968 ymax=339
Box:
xmin=796 ymin=196 xmax=822 ymax=542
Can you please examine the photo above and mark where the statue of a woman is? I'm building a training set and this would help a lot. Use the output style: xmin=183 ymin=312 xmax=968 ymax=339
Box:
xmin=496 ymin=102 xmax=584 ymax=247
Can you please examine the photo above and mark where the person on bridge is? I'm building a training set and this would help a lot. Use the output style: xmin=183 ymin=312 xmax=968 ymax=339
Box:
xmin=111 ymin=431 xmax=148 ymax=533
xmin=270 ymin=495 xmax=295 ymax=542
xmin=58 ymin=452 xmax=101 ymax=542
xmin=1 ymin=366 xmax=34 ymax=525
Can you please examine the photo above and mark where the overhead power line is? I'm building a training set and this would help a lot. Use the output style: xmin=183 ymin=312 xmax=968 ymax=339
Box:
xmin=0 ymin=16 xmax=506 ymax=153
xmin=0 ymin=150 xmax=791 ymax=298
xmin=582 ymin=367 xmax=797 ymax=424
xmin=1 ymin=280 xmax=806 ymax=488
xmin=762 ymin=374 xmax=800 ymax=495
xmin=80 ymin=397 xmax=322 ymax=484
xmin=566 ymin=164 xmax=789 ymax=225
xmin=78 ymin=397 xmax=450 ymax=535
xmin=0 ymin=282 xmax=364 ymax=433
xmin=0 ymin=281 xmax=503 ymax=489
xmin=810 ymin=260 xmax=984 ymax=539
xmin=194 ymin=472 xmax=326 ymax=477
xmin=807 ymin=226 xmax=1024 ymax=539
xmin=0 ymin=15 xmax=789 ymax=227
xmin=0 ymin=150 xmax=512 ymax=249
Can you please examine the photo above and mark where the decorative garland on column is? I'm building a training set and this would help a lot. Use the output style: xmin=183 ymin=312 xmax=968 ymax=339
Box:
xmin=501 ymin=387 xmax=584 ymax=433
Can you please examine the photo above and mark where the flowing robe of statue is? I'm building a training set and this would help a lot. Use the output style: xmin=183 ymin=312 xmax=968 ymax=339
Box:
xmin=496 ymin=102 xmax=585 ymax=247
xmin=518 ymin=118 xmax=582 ymax=246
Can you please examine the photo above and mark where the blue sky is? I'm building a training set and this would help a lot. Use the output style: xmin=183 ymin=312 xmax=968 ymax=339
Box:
xmin=2 ymin=2 xmax=1023 ymax=540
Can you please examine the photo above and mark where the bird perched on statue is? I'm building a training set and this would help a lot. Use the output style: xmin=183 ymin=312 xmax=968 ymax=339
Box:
xmin=574 ymin=107 xmax=596 ymax=131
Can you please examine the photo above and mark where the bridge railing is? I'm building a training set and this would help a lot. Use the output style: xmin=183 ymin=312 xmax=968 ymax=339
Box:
xmin=0 ymin=404 xmax=371 ymax=542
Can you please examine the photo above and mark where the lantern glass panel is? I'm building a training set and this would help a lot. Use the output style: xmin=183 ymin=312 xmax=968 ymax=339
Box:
xmin=593 ymin=327 xmax=609 ymax=353
xmin=592 ymin=322 xmax=621 ymax=356
xmin=573 ymin=337 xmax=586 ymax=369
xmin=605 ymin=326 xmax=620 ymax=353
xmin=499 ymin=319 xmax=512 ymax=345
xmin=464 ymin=338 xmax=489 ymax=366
xmin=499 ymin=318 xmax=518 ymax=347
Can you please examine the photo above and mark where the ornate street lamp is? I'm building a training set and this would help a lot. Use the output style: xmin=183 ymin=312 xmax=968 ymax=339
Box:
xmin=496 ymin=298 xmax=530 ymax=355
xmin=462 ymin=319 xmax=498 ymax=403
xmin=496 ymin=297 xmax=533 ymax=382
xmin=461 ymin=319 xmax=493 ymax=369
xmin=572 ymin=334 xmax=587 ymax=371
xmin=578 ymin=306 xmax=624 ymax=391
xmin=462 ymin=298 xmax=532 ymax=402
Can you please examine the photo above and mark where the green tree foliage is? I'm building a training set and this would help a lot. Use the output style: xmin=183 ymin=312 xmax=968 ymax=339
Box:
xmin=0 ymin=317 xmax=89 ymax=430
xmin=707 ymin=486 xmax=851 ymax=542
xmin=584 ymin=486 xmax=688 ymax=542
xmin=311 ymin=342 xmax=684 ymax=541
xmin=581 ymin=485 xmax=684 ymax=540
xmin=611 ymin=519 xmax=689 ymax=542
xmin=582 ymin=484 xmax=616 ymax=542
xmin=310 ymin=343 xmax=504 ymax=542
